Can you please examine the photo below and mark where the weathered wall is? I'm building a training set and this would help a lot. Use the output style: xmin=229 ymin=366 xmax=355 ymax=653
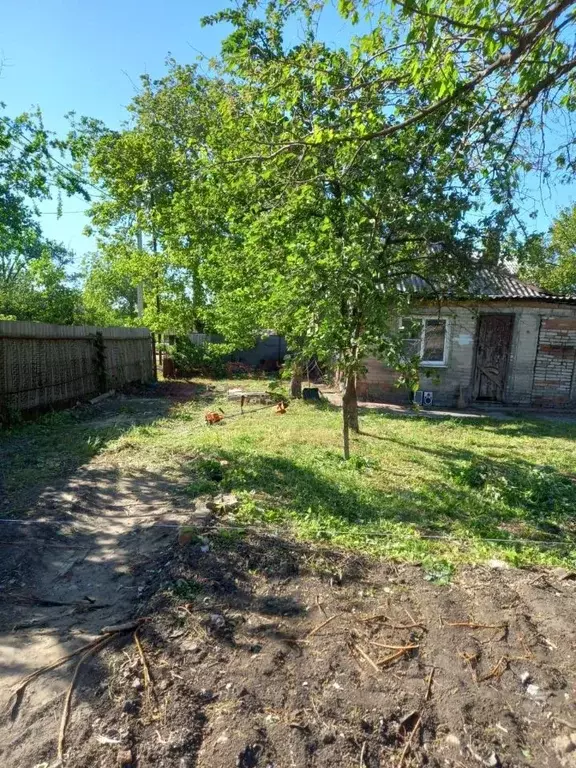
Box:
xmin=531 ymin=317 xmax=576 ymax=407
xmin=358 ymin=302 xmax=576 ymax=408
xmin=0 ymin=321 xmax=154 ymax=414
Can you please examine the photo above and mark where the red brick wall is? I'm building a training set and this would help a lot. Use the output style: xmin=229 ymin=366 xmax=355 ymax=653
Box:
xmin=532 ymin=319 xmax=576 ymax=406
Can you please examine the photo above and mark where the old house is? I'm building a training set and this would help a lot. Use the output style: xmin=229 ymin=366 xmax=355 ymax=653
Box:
xmin=358 ymin=270 xmax=576 ymax=409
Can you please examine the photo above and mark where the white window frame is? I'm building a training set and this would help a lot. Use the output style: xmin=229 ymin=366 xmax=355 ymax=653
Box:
xmin=399 ymin=316 xmax=451 ymax=367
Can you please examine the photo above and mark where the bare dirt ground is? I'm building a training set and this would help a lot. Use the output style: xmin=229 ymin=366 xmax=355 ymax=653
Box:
xmin=1 ymin=391 xmax=576 ymax=768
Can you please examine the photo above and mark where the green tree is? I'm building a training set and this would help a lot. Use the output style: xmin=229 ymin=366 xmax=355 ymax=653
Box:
xmin=80 ymin=251 xmax=138 ymax=327
xmin=0 ymin=243 xmax=81 ymax=325
xmin=0 ymin=104 xmax=88 ymax=323
xmin=69 ymin=67 xmax=218 ymax=334
xmin=520 ymin=207 xmax=576 ymax=294
xmin=220 ymin=0 xmax=576 ymax=173
xmin=191 ymin=7 xmax=519 ymax=456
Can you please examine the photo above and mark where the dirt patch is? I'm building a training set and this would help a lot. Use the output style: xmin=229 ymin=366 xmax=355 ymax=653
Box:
xmin=4 ymin=529 xmax=576 ymax=768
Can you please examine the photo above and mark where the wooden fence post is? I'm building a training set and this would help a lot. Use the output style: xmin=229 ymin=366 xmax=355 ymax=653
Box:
xmin=93 ymin=332 xmax=107 ymax=394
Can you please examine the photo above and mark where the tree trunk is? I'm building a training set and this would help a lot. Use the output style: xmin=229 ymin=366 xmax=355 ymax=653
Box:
xmin=341 ymin=372 xmax=359 ymax=458
xmin=153 ymin=232 xmax=161 ymax=315
xmin=290 ymin=362 xmax=303 ymax=398
xmin=342 ymin=373 xmax=359 ymax=434
xmin=342 ymin=407 xmax=350 ymax=460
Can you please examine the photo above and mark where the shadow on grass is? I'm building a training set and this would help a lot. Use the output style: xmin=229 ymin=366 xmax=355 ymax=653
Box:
xmin=0 ymin=380 xmax=225 ymax=516
xmin=312 ymin=392 xmax=576 ymax=442
xmin=359 ymin=405 xmax=576 ymax=440
xmin=191 ymin=440 xmax=576 ymax=552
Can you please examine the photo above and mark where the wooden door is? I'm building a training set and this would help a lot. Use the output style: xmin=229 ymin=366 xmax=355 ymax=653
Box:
xmin=472 ymin=314 xmax=515 ymax=401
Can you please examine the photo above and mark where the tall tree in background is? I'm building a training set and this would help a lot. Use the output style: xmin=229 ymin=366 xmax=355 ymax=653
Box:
xmin=0 ymin=105 xmax=86 ymax=323
xmin=520 ymin=206 xmax=576 ymax=293
xmin=70 ymin=66 xmax=221 ymax=334
xmin=80 ymin=251 xmax=138 ymax=327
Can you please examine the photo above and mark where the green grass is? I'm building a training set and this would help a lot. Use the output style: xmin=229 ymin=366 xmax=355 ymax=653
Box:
xmin=103 ymin=380 xmax=576 ymax=568
xmin=3 ymin=378 xmax=576 ymax=568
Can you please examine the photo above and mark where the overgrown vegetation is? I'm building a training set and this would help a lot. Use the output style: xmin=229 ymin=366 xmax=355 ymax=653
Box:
xmin=163 ymin=338 xmax=231 ymax=378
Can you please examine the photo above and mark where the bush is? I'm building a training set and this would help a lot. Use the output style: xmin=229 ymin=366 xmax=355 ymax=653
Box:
xmin=165 ymin=337 xmax=232 ymax=378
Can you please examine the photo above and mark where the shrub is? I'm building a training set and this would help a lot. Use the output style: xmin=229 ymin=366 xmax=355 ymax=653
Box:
xmin=165 ymin=337 xmax=233 ymax=378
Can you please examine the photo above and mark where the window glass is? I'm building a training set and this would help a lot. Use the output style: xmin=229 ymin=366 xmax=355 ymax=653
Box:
xmin=422 ymin=319 xmax=446 ymax=362
xmin=400 ymin=318 xmax=422 ymax=359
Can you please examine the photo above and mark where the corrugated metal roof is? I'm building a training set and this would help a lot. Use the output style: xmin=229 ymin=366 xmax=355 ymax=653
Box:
xmin=398 ymin=269 xmax=576 ymax=302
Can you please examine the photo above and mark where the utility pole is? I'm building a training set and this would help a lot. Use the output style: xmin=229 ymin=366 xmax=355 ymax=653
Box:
xmin=136 ymin=228 xmax=144 ymax=319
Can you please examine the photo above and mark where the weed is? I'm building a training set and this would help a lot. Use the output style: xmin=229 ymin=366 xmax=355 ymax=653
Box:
xmin=423 ymin=560 xmax=454 ymax=585
xmin=172 ymin=578 xmax=204 ymax=599
xmin=186 ymin=479 xmax=220 ymax=497
xmin=86 ymin=434 xmax=104 ymax=450
xmin=213 ymin=527 xmax=246 ymax=549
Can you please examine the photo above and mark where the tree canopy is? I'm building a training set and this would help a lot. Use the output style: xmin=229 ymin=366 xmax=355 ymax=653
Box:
xmin=520 ymin=205 xmax=576 ymax=293
xmin=0 ymin=105 xmax=86 ymax=324
xmin=205 ymin=0 xmax=576 ymax=173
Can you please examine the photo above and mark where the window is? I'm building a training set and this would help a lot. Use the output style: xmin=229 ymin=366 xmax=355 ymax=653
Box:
xmin=401 ymin=318 xmax=423 ymax=360
xmin=400 ymin=317 xmax=449 ymax=366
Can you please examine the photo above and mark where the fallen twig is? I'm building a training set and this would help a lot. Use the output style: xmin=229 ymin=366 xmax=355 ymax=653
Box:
xmin=404 ymin=608 xmax=418 ymax=625
xmin=306 ymin=615 xmax=337 ymax=639
xmin=397 ymin=712 xmax=422 ymax=768
xmin=100 ymin=620 xmax=144 ymax=634
xmin=352 ymin=643 xmax=381 ymax=674
xmin=369 ymin=641 xmax=420 ymax=651
xmin=442 ymin=619 xmax=506 ymax=630
xmin=479 ymin=655 xmax=509 ymax=682
xmin=316 ymin=595 xmax=328 ymax=619
xmin=5 ymin=593 xmax=75 ymax=607
xmin=425 ymin=666 xmax=435 ymax=701
xmin=377 ymin=645 xmax=420 ymax=666
xmin=529 ymin=572 xmax=547 ymax=586
xmin=134 ymin=627 xmax=153 ymax=694
xmin=360 ymin=614 xmax=426 ymax=630
xmin=6 ymin=636 xmax=111 ymax=718
xmin=518 ymin=634 xmax=534 ymax=659
xmin=58 ymin=634 xmax=116 ymax=762
xmin=360 ymin=740 xmax=367 ymax=767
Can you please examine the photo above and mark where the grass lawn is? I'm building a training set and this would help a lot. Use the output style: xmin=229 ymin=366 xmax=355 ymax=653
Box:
xmin=3 ymin=378 xmax=576 ymax=570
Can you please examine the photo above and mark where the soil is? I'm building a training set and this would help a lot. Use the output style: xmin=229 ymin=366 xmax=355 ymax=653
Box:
xmin=1 ymin=393 xmax=576 ymax=768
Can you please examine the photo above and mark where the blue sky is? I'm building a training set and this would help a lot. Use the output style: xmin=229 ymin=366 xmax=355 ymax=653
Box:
xmin=2 ymin=0 xmax=576 ymax=266
xmin=1 ymin=1 xmax=235 ymax=261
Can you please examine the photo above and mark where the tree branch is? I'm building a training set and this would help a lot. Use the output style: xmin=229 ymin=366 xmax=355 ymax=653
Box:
xmin=391 ymin=0 xmax=521 ymax=39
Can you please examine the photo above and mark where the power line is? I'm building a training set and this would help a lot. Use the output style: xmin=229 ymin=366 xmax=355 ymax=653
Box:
xmin=38 ymin=210 xmax=90 ymax=216
xmin=11 ymin=131 xmax=111 ymax=200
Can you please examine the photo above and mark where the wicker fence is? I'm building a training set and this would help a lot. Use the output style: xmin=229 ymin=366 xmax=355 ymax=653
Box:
xmin=0 ymin=321 xmax=155 ymax=414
